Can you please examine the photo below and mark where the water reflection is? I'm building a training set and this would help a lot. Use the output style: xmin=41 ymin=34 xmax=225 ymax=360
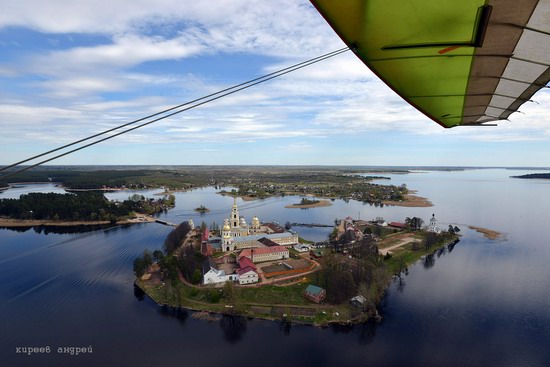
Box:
xmin=279 ymin=320 xmax=292 ymax=336
xmin=156 ymin=305 xmax=189 ymax=327
xmin=1 ymin=170 xmax=550 ymax=366
xmin=133 ymin=284 xmax=145 ymax=302
xmin=219 ymin=315 xmax=247 ymax=344
xmin=423 ymin=254 xmax=436 ymax=269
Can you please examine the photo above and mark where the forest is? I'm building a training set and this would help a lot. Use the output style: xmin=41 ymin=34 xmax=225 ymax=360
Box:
xmin=0 ymin=192 xmax=174 ymax=222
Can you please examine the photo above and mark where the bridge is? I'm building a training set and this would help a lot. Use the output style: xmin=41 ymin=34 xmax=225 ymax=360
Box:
xmin=155 ymin=219 xmax=177 ymax=227
xmin=290 ymin=222 xmax=333 ymax=228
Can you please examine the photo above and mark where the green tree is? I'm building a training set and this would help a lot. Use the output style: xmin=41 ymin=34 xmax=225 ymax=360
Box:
xmin=425 ymin=232 xmax=438 ymax=250
xmin=143 ymin=249 xmax=153 ymax=267
xmin=191 ymin=269 xmax=202 ymax=284
xmin=153 ymin=250 xmax=164 ymax=262
xmin=448 ymin=225 xmax=455 ymax=235
xmin=133 ymin=257 xmax=147 ymax=277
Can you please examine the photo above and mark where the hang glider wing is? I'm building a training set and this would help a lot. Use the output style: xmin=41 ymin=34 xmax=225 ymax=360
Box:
xmin=311 ymin=0 xmax=550 ymax=128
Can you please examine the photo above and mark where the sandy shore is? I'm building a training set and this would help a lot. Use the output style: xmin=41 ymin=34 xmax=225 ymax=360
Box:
xmin=468 ymin=226 xmax=503 ymax=240
xmin=0 ymin=214 xmax=155 ymax=228
xmin=285 ymin=200 xmax=333 ymax=209
xmin=383 ymin=192 xmax=433 ymax=208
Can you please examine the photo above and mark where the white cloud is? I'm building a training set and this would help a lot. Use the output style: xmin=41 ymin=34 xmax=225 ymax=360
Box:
xmin=2 ymin=0 xmax=550 ymax=165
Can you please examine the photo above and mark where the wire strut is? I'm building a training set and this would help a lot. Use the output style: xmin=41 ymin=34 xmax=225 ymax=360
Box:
xmin=0 ymin=47 xmax=350 ymax=181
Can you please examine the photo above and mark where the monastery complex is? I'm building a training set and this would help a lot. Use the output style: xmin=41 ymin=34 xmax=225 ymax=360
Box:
xmin=200 ymin=198 xmax=301 ymax=285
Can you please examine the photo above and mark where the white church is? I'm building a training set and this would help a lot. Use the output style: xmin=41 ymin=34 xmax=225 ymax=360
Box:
xmin=219 ymin=197 xmax=298 ymax=252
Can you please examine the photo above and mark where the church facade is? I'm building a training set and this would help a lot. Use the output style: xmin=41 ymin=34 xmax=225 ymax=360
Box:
xmin=220 ymin=197 xmax=298 ymax=252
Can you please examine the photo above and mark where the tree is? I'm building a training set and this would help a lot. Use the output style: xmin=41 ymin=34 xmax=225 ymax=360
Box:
xmin=191 ymin=269 xmax=202 ymax=284
xmin=405 ymin=217 xmax=424 ymax=231
xmin=142 ymin=249 xmax=153 ymax=267
xmin=153 ymin=250 xmax=164 ymax=262
xmin=133 ymin=257 xmax=147 ymax=277
xmin=425 ymin=232 xmax=438 ymax=250
xmin=448 ymin=225 xmax=455 ymax=235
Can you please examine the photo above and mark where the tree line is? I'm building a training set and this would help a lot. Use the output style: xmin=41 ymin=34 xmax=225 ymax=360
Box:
xmin=0 ymin=192 xmax=174 ymax=222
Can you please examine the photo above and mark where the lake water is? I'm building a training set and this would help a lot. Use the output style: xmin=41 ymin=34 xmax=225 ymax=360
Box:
xmin=1 ymin=169 xmax=549 ymax=366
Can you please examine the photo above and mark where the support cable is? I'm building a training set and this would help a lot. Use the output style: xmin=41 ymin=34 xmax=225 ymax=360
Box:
xmin=0 ymin=47 xmax=350 ymax=181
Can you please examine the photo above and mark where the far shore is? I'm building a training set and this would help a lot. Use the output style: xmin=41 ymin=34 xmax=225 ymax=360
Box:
xmin=285 ymin=200 xmax=333 ymax=209
xmin=0 ymin=214 xmax=156 ymax=228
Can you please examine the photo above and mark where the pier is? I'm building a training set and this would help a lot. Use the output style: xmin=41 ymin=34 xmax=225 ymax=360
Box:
xmin=290 ymin=222 xmax=333 ymax=228
xmin=155 ymin=219 xmax=177 ymax=227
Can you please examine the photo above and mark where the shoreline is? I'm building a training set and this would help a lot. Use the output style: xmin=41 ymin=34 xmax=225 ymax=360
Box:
xmin=0 ymin=214 xmax=156 ymax=228
xmin=136 ymin=235 xmax=458 ymax=326
xmin=383 ymin=191 xmax=433 ymax=207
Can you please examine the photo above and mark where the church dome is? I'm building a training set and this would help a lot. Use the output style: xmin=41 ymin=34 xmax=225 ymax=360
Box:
xmin=252 ymin=216 xmax=260 ymax=227
xmin=239 ymin=217 xmax=247 ymax=227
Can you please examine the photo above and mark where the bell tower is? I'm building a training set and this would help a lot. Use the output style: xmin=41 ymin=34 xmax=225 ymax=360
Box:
xmin=231 ymin=196 xmax=239 ymax=228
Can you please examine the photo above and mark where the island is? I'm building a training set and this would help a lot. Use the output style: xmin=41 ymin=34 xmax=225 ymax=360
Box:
xmin=285 ymin=198 xmax=332 ymax=209
xmin=194 ymin=205 xmax=210 ymax=213
xmin=511 ymin=173 xmax=550 ymax=180
xmin=134 ymin=201 xmax=460 ymax=326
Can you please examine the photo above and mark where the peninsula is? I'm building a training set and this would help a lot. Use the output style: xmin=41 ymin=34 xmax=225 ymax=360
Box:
xmin=0 ymin=191 xmax=173 ymax=228
xmin=135 ymin=200 xmax=460 ymax=326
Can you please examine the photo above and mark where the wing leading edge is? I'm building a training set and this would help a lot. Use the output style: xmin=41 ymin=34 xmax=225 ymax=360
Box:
xmin=311 ymin=0 xmax=550 ymax=128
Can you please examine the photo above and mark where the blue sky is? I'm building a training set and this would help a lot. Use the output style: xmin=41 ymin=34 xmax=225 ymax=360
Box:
xmin=1 ymin=1 xmax=550 ymax=167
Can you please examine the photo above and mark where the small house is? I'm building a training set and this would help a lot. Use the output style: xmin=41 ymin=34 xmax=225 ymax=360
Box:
xmin=304 ymin=284 xmax=326 ymax=304
xmin=293 ymin=243 xmax=311 ymax=252
xmin=309 ymin=249 xmax=323 ymax=259
xmin=350 ymin=295 xmax=367 ymax=308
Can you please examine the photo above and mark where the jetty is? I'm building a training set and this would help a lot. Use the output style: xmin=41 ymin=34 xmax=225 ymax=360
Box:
xmin=155 ymin=219 xmax=177 ymax=227
xmin=290 ymin=222 xmax=333 ymax=228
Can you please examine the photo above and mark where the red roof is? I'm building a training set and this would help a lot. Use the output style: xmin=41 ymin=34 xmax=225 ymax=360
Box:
xmin=265 ymin=223 xmax=285 ymax=233
xmin=389 ymin=222 xmax=406 ymax=228
xmin=202 ymin=228 xmax=210 ymax=242
xmin=238 ymin=256 xmax=256 ymax=270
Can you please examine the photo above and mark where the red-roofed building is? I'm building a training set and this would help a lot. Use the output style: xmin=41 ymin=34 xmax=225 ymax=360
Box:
xmin=389 ymin=222 xmax=406 ymax=229
xmin=237 ymin=255 xmax=256 ymax=270
xmin=265 ymin=222 xmax=285 ymax=234
xmin=239 ymin=246 xmax=289 ymax=263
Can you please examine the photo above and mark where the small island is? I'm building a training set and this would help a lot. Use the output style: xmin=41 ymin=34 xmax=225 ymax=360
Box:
xmin=194 ymin=205 xmax=210 ymax=213
xmin=135 ymin=202 xmax=460 ymax=326
xmin=285 ymin=198 xmax=332 ymax=209
xmin=468 ymin=226 xmax=504 ymax=240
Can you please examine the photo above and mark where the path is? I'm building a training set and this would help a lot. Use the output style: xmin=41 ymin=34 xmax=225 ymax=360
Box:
xmin=379 ymin=236 xmax=420 ymax=255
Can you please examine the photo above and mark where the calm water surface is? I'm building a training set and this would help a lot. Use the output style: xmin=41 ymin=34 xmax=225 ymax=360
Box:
xmin=1 ymin=169 xmax=549 ymax=366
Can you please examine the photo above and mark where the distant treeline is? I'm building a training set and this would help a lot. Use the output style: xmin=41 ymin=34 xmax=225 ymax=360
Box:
xmin=511 ymin=173 xmax=550 ymax=179
xmin=0 ymin=168 xmax=211 ymax=190
xmin=0 ymin=192 xmax=172 ymax=222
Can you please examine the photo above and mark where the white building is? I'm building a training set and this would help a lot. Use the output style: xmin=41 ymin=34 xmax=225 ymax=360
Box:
xmin=427 ymin=214 xmax=441 ymax=233
xmin=202 ymin=257 xmax=237 ymax=285
xmin=219 ymin=198 xmax=298 ymax=252
xmin=237 ymin=267 xmax=259 ymax=284
xmin=239 ymin=246 xmax=289 ymax=263
xmin=293 ymin=243 xmax=311 ymax=252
